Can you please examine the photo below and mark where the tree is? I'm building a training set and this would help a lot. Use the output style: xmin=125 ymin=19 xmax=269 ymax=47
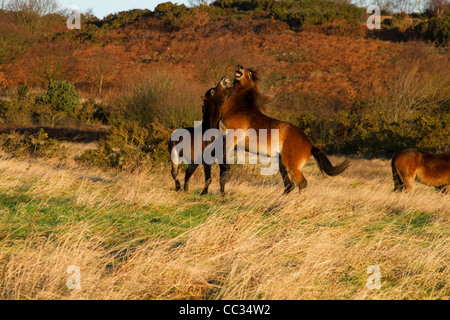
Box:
xmin=427 ymin=0 xmax=450 ymax=16
xmin=5 ymin=0 xmax=58 ymax=34
xmin=86 ymin=51 xmax=117 ymax=97
xmin=28 ymin=42 xmax=75 ymax=86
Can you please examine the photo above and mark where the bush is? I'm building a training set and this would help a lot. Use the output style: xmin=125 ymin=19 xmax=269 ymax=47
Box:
xmin=154 ymin=2 xmax=190 ymax=30
xmin=99 ymin=9 xmax=151 ymax=29
xmin=211 ymin=0 xmax=364 ymax=28
xmin=121 ymin=72 xmax=202 ymax=129
xmin=0 ymin=129 xmax=67 ymax=159
xmin=0 ymin=87 xmax=36 ymax=124
xmin=376 ymin=13 xmax=450 ymax=46
xmin=295 ymin=100 xmax=450 ymax=157
xmin=79 ymin=119 xmax=171 ymax=171
xmin=35 ymin=81 xmax=80 ymax=126
xmin=76 ymin=98 xmax=110 ymax=125
xmin=420 ymin=15 xmax=450 ymax=46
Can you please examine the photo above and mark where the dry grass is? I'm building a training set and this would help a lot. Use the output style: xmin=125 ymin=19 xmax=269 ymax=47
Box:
xmin=0 ymin=145 xmax=448 ymax=300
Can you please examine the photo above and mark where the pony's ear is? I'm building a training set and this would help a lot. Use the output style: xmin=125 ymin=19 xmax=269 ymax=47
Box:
xmin=248 ymin=68 xmax=259 ymax=81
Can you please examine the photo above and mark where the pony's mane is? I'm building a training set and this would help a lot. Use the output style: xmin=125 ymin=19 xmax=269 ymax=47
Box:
xmin=232 ymin=69 xmax=273 ymax=113
xmin=248 ymin=68 xmax=272 ymax=113
xmin=246 ymin=86 xmax=273 ymax=113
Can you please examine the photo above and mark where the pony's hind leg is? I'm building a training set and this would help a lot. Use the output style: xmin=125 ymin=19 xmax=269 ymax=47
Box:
xmin=200 ymin=164 xmax=212 ymax=195
xmin=184 ymin=164 xmax=199 ymax=192
xmin=400 ymin=173 xmax=415 ymax=192
xmin=392 ymin=169 xmax=405 ymax=192
xmin=288 ymin=167 xmax=308 ymax=192
xmin=171 ymin=163 xmax=181 ymax=191
xmin=279 ymin=160 xmax=294 ymax=194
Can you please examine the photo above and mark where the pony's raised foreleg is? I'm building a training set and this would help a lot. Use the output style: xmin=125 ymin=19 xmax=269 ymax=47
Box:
xmin=171 ymin=163 xmax=181 ymax=191
xmin=200 ymin=164 xmax=212 ymax=195
xmin=184 ymin=164 xmax=199 ymax=192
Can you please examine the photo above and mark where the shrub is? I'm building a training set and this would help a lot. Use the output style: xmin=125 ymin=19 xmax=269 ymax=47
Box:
xmin=0 ymin=129 xmax=67 ymax=158
xmin=0 ymin=88 xmax=36 ymax=124
xmin=17 ymin=83 xmax=29 ymax=99
xmin=421 ymin=15 xmax=450 ymax=46
xmin=35 ymin=81 xmax=80 ymax=126
xmin=154 ymin=2 xmax=190 ymax=30
xmin=121 ymin=72 xmax=202 ymax=129
xmin=295 ymin=100 xmax=450 ymax=157
xmin=95 ymin=9 xmax=151 ymax=29
xmin=76 ymin=98 xmax=110 ymax=125
xmin=79 ymin=119 xmax=171 ymax=171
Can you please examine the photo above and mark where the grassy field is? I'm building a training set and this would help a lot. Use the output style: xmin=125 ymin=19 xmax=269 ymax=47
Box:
xmin=0 ymin=143 xmax=448 ymax=300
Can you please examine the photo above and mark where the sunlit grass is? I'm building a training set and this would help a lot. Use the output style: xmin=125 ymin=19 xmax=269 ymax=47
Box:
xmin=0 ymin=146 xmax=448 ymax=299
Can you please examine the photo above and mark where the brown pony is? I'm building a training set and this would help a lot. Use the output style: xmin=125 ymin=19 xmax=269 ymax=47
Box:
xmin=168 ymin=77 xmax=232 ymax=195
xmin=391 ymin=148 xmax=450 ymax=193
xmin=214 ymin=65 xmax=350 ymax=194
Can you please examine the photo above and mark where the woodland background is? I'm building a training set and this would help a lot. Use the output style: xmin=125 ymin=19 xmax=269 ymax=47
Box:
xmin=0 ymin=0 xmax=449 ymax=168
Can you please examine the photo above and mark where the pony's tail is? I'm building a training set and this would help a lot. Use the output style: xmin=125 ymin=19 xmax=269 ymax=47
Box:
xmin=311 ymin=146 xmax=350 ymax=176
xmin=391 ymin=152 xmax=403 ymax=192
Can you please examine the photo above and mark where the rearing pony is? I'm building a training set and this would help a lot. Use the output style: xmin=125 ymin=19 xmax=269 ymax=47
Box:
xmin=214 ymin=65 xmax=350 ymax=194
xmin=391 ymin=148 xmax=450 ymax=193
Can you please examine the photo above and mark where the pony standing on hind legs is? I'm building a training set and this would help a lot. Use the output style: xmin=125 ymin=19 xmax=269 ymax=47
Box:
xmin=212 ymin=65 xmax=350 ymax=194
xmin=391 ymin=149 xmax=450 ymax=193
xmin=168 ymin=77 xmax=232 ymax=195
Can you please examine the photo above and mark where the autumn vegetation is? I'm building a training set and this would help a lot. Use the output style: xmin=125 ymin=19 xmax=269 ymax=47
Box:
xmin=0 ymin=0 xmax=448 ymax=300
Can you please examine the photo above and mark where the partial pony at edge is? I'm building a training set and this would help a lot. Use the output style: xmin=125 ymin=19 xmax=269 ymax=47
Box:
xmin=391 ymin=152 xmax=403 ymax=192
xmin=311 ymin=146 xmax=350 ymax=176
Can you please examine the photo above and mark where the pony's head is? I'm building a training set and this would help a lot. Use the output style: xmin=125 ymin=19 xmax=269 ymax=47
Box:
xmin=202 ymin=76 xmax=233 ymax=129
xmin=231 ymin=65 xmax=271 ymax=113
xmin=234 ymin=65 xmax=259 ymax=89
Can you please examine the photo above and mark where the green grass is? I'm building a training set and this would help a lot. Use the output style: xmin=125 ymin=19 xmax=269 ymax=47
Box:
xmin=0 ymin=182 xmax=212 ymax=249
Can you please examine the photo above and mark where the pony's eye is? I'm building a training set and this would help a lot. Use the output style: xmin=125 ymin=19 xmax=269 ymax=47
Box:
xmin=211 ymin=89 xmax=215 ymax=95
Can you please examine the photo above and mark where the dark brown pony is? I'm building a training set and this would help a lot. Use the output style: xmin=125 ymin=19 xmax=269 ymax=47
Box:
xmin=214 ymin=65 xmax=350 ymax=194
xmin=392 ymin=148 xmax=450 ymax=193
xmin=168 ymin=77 xmax=232 ymax=195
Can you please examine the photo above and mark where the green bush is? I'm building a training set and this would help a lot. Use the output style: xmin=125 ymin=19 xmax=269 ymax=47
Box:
xmin=0 ymin=88 xmax=36 ymax=124
xmin=420 ymin=15 xmax=450 ymax=46
xmin=212 ymin=0 xmax=364 ymax=27
xmin=296 ymin=102 xmax=450 ymax=157
xmin=98 ymin=9 xmax=151 ymax=29
xmin=79 ymin=120 xmax=171 ymax=171
xmin=376 ymin=13 xmax=450 ymax=46
xmin=0 ymin=129 xmax=67 ymax=159
xmin=17 ymin=84 xmax=29 ymax=99
xmin=154 ymin=2 xmax=190 ymax=29
xmin=35 ymin=81 xmax=80 ymax=126
xmin=76 ymin=98 xmax=110 ymax=125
